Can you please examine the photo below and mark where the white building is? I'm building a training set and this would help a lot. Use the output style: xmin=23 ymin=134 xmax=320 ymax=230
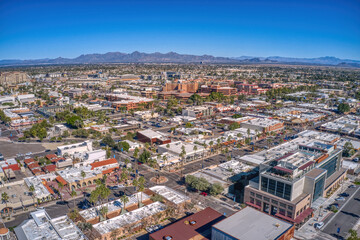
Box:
xmin=14 ymin=209 xmax=86 ymax=240
xmin=57 ymin=140 xmax=93 ymax=157
xmin=157 ymin=141 xmax=206 ymax=162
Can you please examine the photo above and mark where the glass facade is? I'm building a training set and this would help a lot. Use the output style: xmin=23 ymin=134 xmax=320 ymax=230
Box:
xmin=261 ymin=176 xmax=292 ymax=201
xmin=313 ymin=175 xmax=325 ymax=201
xmin=319 ymin=155 xmax=338 ymax=178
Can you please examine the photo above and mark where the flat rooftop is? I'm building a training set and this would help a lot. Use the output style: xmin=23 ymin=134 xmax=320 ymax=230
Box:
xmin=149 ymin=185 xmax=190 ymax=205
xmin=212 ymin=207 xmax=293 ymax=240
xmin=14 ymin=209 xmax=85 ymax=240
xmin=93 ymin=201 xmax=166 ymax=235
xmin=150 ymin=207 xmax=225 ymax=240
xmin=79 ymin=192 xmax=150 ymax=220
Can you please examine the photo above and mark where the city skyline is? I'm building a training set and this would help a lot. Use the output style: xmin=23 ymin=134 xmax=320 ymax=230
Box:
xmin=0 ymin=0 xmax=359 ymax=60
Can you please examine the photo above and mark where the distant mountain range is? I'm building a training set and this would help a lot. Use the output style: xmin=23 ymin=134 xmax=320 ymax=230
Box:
xmin=0 ymin=51 xmax=359 ymax=67
xmin=233 ymin=56 xmax=360 ymax=66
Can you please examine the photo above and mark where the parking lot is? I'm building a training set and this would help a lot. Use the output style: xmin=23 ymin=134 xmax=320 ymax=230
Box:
xmin=322 ymin=185 xmax=360 ymax=239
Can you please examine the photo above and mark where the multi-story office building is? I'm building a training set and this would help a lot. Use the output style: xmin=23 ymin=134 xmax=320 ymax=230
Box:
xmin=244 ymin=139 xmax=346 ymax=227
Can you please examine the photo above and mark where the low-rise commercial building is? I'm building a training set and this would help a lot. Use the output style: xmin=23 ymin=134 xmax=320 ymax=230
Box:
xmin=137 ymin=129 xmax=171 ymax=145
xmin=14 ymin=209 xmax=86 ymax=240
xmin=212 ymin=207 xmax=294 ymax=240
xmin=182 ymin=105 xmax=213 ymax=118
xmin=93 ymin=201 xmax=166 ymax=240
xmin=149 ymin=207 xmax=225 ymax=240
xmin=57 ymin=140 xmax=93 ymax=157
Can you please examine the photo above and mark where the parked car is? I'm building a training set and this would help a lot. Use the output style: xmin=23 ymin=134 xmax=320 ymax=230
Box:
xmin=56 ymin=200 xmax=69 ymax=205
xmin=339 ymin=193 xmax=349 ymax=197
xmin=353 ymin=158 xmax=359 ymax=162
xmin=328 ymin=203 xmax=339 ymax=210
xmin=349 ymin=185 xmax=356 ymax=188
xmin=335 ymin=197 xmax=346 ymax=201
xmin=314 ymin=222 xmax=324 ymax=229
xmin=200 ymin=192 xmax=208 ymax=196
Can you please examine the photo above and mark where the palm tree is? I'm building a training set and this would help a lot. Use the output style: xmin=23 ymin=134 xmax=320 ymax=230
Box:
xmin=57 ymin=182 xmax=64 ymax=201
xmin=29 ymin=185 xmax=36 ymax=205
xmin=120 ymin=195 xmax=129 ymax=215
xmin=138 ymin=183 xmax=145 ymax=207
xmin=70 ymin=190 xmax=77 ymax=209
xmin=162 ymin=155 xmax=168 ymax=170
xmin=193 ymin=145 xmax=198 ymax=160
xmin=138 ymin=176 xmax=145 ymax=205
xmin=99 ymin=206 xmax=108 ymax=221
xmin=81 ymin=170 xmax=86 ymax=192
xmin=1 ymin=192 xmax=9 ymax=208
xmin=209 ymin=141 xmax=214 ymax=154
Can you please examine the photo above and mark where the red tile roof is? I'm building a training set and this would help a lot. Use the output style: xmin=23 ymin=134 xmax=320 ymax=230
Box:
xmin=28 ymin=162 xmax=40 ymax=169
xmin=43 ymin=164 xmax=56 ymax=172
xmin=42 ymin=181 xmax=55 ymax=195
xmin=50 ymin=157 xmax=65 ymax=163
xmin=31 ymin=168 xmax=44 ymax=175
xmin=90 ymin=158 xmax=118 ymax=170
xmin=149 ymin=207 xmax=225 ymax=240
xmin=102 ymin=167 xmax=118 ymax=175
xmin=46 ymin=154 xmax=57 ymax=160
xmin=24 ymin=158 xmax=35 ymax=165
xmin=56 ymin=176 xmax=67 ymax=185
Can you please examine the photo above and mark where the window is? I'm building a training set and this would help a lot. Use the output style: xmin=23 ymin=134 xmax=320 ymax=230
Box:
xmin=250 ymin=197 xmax=254 ymax=204
xmin=263 ymin=202 xmax=270 ymax=213
xmin=319 ymin=155 xmax=338 ymax=178
xmin=261 ymin=177 xmax=268 ymax=192
xmin=256 ymin=199 xmax=261 ymax=207
xmin=313 ymin=175 xmax=325 ymax=202
xmin=279 ymin=208 xmax=286 ymax=215
xmin=288 ymin=205 xmax=293 ymax=210
xmin=276 ymin=181 xmax=285 ymax=198
xmin=279 ymin=202 xmax=286 ymax=208
xmin=268 ymin=179 xmax=276 ymax=195
xmin=264 ymin=197 xmax=270 ymax=202
xmin=256 ymin=194 xmax=262 ymax=199
xmin=250 ymin=192 xmax=255 ymax=196
xmin=284 ymin=184 xmax=292 ymax=201
xmin=287 ymin=211 xmax=293 ymax=218
xmin=271 ymin=200 xmax=278 ymax=205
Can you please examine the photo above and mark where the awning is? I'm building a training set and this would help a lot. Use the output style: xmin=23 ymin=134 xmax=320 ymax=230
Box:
xmin=246 ymin=201 xmax=261 ymax=210
xmin=294 ymin=208 xmax=314 ymax=224
xmin=275 ymin=213 xmax=295 ymax=223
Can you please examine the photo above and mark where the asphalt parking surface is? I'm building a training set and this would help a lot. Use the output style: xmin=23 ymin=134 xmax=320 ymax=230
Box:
xmin=322 ymin=185 xmax=360 ymax=239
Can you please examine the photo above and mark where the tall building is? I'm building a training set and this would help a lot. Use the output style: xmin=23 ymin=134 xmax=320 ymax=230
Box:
xmin=244 ymin=139 xmax=346 ymax=227
xmin=0 ymin=72 xmax=29 ymax=86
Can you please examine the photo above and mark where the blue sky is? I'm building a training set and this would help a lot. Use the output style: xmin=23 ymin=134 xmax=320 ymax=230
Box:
xmin=0 ymin=0 xmax=359 ymax=60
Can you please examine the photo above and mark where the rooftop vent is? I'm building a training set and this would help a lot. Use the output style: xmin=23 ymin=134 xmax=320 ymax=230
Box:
xmin=190 ymin=220 xmax=197 ymax=226
xmin=163 ymin=235 xmax=173 ymax=240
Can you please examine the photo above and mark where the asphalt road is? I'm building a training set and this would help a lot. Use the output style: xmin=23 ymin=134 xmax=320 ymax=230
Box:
xmin=322 ymin=185 xmax=360 ymax=239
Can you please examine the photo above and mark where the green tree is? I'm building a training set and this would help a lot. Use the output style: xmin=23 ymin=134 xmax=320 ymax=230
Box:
xmin=99 ymin=206 xmax=109 ymax=221
xmin=347 ymin=229 xmax=360 ymax=240
xmin=120 ymin=195 xmax=129 ymax=215
xmin=66 ymin=115 xmax=83 ymax=129
xmin=1 ymin=192 xmax=9 ymax=208
xmin=229 ymin=122 xmax=240 ymax=130
xmin=338 ymin=103 xmax=351 ymax=113
xmin=209 ymin=183 xmax=224 ymax=196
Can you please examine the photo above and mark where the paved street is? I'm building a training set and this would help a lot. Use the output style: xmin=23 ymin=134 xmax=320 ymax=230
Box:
xmin=322 ymin=186 xmax=360 ymax=239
